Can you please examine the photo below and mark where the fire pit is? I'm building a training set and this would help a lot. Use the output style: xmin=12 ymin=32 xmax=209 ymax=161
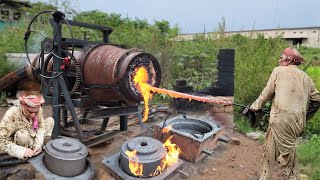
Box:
xmin=102 ymin=136 xmax=184 ymax=180
xmin=153 ymin=115 xmax=224 ymax=162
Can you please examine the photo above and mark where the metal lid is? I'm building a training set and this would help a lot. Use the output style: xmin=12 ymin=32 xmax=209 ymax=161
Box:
xmin=45 ymin=138 xmax=88 ymax=160
xmin=120 ymin=136 xmax=166 ymax=163
xmin=120 ymin=136 xmax=167 ymax=177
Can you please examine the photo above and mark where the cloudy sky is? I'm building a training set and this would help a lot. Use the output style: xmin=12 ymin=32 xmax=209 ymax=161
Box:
xmin=40 ymin=0 xmax=320 ymax=34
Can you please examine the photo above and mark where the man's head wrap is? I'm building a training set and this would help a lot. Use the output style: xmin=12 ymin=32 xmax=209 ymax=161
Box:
xmin=17 ymin=91 xmax=45 ymax=130
xmin=279 ymin=47 xmax=304 ymax=65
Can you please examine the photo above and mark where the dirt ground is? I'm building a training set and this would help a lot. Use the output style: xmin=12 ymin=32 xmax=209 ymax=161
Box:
xmin=0 ymin=103 xmax=282 ymax=180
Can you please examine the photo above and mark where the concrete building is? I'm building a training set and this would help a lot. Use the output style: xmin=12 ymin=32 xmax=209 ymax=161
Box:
xmin=177 ymin=27 xmax=320 ymax=48
xmin=0 ymin=0 xmax=31 ymax=28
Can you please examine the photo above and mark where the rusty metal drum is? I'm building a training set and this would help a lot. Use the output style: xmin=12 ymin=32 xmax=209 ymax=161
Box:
xmin=81 ymin=45 xmax=161 ymax=105
xmin=27 ymin=45 xmax=161 ymax=106
xmin=119 ymin=136 xmax=167 ymax=178
xmin=44 ymin=138 xmax=88 ymax=177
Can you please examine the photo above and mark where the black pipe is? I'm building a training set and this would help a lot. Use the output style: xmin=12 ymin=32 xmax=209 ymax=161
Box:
xmin=0 ymin=156 xmax=27 ymax=167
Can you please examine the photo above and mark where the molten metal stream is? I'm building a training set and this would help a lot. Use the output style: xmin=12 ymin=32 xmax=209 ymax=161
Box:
xmin=128 ymin=66 xmax=230 ymax=177
xmin=133 ymin=66 xmax=233 ymax=122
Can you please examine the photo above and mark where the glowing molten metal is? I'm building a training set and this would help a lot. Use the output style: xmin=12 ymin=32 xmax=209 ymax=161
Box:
xmin=133 ymin=66 xmax=232 ymax=122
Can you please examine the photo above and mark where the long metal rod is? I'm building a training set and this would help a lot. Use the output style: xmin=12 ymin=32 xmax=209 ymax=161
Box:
xmin=59 ymin=75 xmax=84 ymax=141
xmin=233 ymin=103 xmax=247 ymax=108
xmin=51 ymin=19 xmax=62 ymax=139
xmin=232 ymin=102 xmax=269 ymax=113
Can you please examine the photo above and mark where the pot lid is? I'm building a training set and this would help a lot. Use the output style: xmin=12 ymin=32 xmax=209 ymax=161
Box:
xmin=45 ymin=138 xmax=88 ymax=160
xmin=120 ymin=136 xmax=166 ymax=162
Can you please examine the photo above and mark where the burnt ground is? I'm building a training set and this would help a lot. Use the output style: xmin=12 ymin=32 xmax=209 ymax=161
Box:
xmin=0 ymin=104 xmax=281 ymax=180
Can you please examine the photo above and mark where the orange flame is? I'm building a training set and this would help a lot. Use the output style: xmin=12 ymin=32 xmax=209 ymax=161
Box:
xmin=162 ymin=124 xmax=172 ymax=134
xmin=163 ymin=135 xmax=181 ymax=167
xmin=125 ymin=132 xmax=181 ymax=177
xmin=150 ymin=135 xmax=181 ymax=176
xmin=132 ymin=66 xmax=233 ymax=122
xmin=125 ymin=150 xmax=143 ymax=177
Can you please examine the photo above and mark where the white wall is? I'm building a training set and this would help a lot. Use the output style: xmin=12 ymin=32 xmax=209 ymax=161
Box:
xmin=177 ymin=28 xmax=320 ymax=48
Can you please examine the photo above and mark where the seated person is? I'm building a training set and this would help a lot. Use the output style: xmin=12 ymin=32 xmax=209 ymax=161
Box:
xmin=0 ymin=90 xmax=54 ymax=159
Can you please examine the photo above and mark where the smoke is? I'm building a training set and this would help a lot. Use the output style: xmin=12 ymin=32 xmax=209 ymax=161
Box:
xmin=28 ymin=31 xmax=48 ymax=53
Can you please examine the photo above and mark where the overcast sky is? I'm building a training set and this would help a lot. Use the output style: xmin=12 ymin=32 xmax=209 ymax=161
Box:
xmin=41 ymin=0 xmax=320 ymax=34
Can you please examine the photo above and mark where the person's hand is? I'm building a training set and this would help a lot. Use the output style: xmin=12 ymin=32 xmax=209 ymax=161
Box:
xmin=23 ymin=148 xmax=34 ymax=158
xmin=32 ymin=147 xmax=42 ymax=156
xmin=242 ymin=106 xmax=251 ymax=115
xmin=249 ymin=107 xmax=258 ymax=112
xmin=242 ymin=106 xmax=258 ymax=116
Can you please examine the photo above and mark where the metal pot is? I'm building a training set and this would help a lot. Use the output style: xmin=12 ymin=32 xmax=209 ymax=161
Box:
xmin=44 ymin=138 xmax=88 ymax=177
xmin=119 ymin=136 xmax=167 ymax=178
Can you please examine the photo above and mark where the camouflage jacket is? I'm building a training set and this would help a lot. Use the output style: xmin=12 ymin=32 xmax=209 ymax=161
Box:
xmin=0 ymin=106 xmax=46 ymax=159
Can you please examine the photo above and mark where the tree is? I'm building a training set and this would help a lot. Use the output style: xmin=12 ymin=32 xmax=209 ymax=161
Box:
xmin=154 ymin=20 xmax=170 ymax=36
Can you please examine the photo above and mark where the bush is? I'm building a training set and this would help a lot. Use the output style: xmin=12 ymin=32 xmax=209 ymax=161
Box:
xmin=0 ymin=23 xmax=26 ymax=77
xmin=303 ymin=66 xmax=320 ymax=135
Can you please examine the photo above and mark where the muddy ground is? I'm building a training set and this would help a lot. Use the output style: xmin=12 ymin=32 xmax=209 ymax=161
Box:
xmin=0 ymin=103 xmax=282 ymax=180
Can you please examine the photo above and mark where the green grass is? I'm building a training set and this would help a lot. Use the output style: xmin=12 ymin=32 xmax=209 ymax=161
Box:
xmin=297 ymin=135 xmax=320 ymax=179
xmin=303 ymin=66 xmax=320 ymax=135
xmin=299 ymin=47 xmax=320 ymax=66
xmin=234 ymin=116 xmax=255 ymax=133
xmin=305 ymin=66 xmax=320 ymax=88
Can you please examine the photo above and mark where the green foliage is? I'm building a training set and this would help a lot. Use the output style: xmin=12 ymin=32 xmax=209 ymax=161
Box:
xmin=234 ymin=115 xmax=254 ymax=133
xmin=258 ymin=134 xmax=265 ymax=144
xmin=154 ymin=20 xmax=170 ymax=36
xmin=234 ymin=35 xmax=287 ymax=105
xmin=303 ymin=66 xmax=320 ymax=135
xmin=299 ymin=46 xmax=320 ymax=67
xmin=297 ymin=135 xmax=320 ymax=179
xmin=0 ymin=23 xmax=27 ymax=77
xmin=0 ymin=1 xmax=56 ymax=77
xmin=171 ymin=38 xmax=218 ymax=90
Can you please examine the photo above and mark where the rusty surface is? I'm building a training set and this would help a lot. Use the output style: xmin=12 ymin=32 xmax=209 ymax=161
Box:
xmin=82 ymin=45 xmax=126 ymax=85
xmin=80 ymin=45 xmax=161 ymax=105
xmin=24 ymin=45 xmax=161 ymax=106
xmin=154 ymin=127 xmax=225 ymax=163
xmin=0 ymin=67 xmax=26 ymax=91
xmin=153 ymin=116 xmax=225 ymax=163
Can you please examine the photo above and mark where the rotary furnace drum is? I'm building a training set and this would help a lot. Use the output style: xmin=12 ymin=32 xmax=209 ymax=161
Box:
xmin=81 ymin=45 xmax=161 ymax=105
xmin=26 ymin=44 xmax=161 ymax=106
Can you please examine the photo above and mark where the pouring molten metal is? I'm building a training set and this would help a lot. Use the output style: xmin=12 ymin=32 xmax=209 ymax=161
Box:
xmin=133 ymin=66 xmax=233 ymax=122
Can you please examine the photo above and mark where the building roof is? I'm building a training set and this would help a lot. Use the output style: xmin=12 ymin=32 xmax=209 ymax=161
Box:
xmin=180 ymin=26 xmax=320 ymax=36
xmin=0 ymin=0 xmax=31 ymax=8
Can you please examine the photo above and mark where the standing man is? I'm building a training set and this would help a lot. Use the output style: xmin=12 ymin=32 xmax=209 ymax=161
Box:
xmin=249 ymin=47 xmax=320 ymax=180
xmin=0 ymin=90 xmax=54 ymax=159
